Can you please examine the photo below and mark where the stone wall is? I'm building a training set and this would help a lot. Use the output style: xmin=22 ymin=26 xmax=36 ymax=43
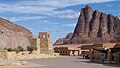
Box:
xmin=6 ymin=52 xmax=16 ymax=59
xmin=54 ymin=47 xmax=70 ymax=55
xmin=31 ymin=38 xmax=40 ymax=54
xmin=113 ymin=52 xmax=120 ymax=62
xmin=0 ymin=49 xmax=17 ymax=60
xmin=40 ymin=39 xmax=49 ymax=54
xmin=0 ymin=49 xmax=31 ymax=60
xmin=31 ymin=38 xmax=37 ymax=46
xmin=0 ymin=49 xmax=7 ymax=60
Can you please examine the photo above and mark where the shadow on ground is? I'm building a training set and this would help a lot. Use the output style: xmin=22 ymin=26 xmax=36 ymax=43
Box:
xmin=76 ymin=57 xmax=120 ymax=67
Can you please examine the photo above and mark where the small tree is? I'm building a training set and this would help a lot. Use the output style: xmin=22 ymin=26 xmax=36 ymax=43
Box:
xmin=17 ymin=46 xmax=24 ymax=51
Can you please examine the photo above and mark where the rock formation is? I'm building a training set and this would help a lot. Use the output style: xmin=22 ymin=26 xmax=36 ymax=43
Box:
xmin=0 ymin=18 xmax=33 ymax=49
xmin=55 ymin=5 xmax=120 ymax=44
xmin=54 ymin=33 xmax=73 ymax=45
xmin=70 ymin=5 xmax=120 ymax=44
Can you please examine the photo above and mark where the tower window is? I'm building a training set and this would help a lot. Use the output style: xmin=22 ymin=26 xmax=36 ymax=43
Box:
xmin=43 ymin=35 xmax=46 ymax=38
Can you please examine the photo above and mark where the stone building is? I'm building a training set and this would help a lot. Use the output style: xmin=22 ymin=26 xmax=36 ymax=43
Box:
xmin=89 ymin=43 xmax=120 ymax=64
xmin=54 ymin=44 xmax=82 ymax=56
xmin=31 ymin=32 xmax=54 ymax=55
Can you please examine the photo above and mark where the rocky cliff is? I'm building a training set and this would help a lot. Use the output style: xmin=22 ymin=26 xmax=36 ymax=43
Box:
xmin=69 ymin=5 xmax=120 ymax=44
xmin=54 ymin=33 xmax=73 ymax=45
xmin=0 ymin=18 xmax=33 ymax=49
xmin=56 ymin=5 xmax=120 ymax=44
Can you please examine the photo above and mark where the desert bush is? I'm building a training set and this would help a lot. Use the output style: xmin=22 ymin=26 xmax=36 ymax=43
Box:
xmin=27 ymin=45 xmax=37 ymax=53
xmin=14 ymin=48 xmax=20 ymax=53
xmin=17 ymin=46 xmax=24 ymax=51
xmin=7 ymin=48 xmax=14 ymax=52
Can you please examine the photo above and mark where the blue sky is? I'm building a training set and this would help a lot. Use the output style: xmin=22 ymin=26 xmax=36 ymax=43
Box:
xmin=0 ymin=0 xmax=120 ymax=43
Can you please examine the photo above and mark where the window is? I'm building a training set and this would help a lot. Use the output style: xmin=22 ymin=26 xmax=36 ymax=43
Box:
xmin=61 ymin=51 xmax=62 ymax=53
xmin=66 ymin=51 xmax=67 ymax=53
xmin=63 ymin=51 xmax=64 ymax=53
xmin=43 ymin=35 xmax=46 ymax=38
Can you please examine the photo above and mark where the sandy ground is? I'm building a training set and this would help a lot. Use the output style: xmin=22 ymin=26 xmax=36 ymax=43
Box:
xmin=0 ymin=56 xmax=120 ymax=68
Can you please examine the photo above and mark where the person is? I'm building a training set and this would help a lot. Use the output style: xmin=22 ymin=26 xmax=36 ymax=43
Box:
xmin=101 ymin=54 xmax=105 ymax=64
xmin=84 ymin=54 xmax=87 ymax=59
xmin=83 ymin=54 xmax=85 ymax=59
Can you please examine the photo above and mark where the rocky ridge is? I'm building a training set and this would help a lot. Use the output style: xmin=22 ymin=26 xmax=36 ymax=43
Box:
xmin=54 ymin=33 xmax=73 ymax=45
xmin=0 ymin=18 xmax=33 ymax=49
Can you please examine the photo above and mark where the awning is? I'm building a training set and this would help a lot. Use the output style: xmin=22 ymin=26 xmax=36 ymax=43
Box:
xmin=93 ymin=48 xmax=107 ymax=53
xmin=110 ymin=48 xmax=120 ymax=53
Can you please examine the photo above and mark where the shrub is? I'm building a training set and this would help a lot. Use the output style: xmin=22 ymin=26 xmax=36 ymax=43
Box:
xmin=4 ymin=48 xmax=7 ymax=50
xmin=7 ymin=48 xmax=14 ymax=52
xmin=4 ymin=46 xmax=24 ymax=53
xmin=17 ymin=46 xmax=24 ymax=51
xmin=14 ymin=48 xmax=20 ymax=53
xmin=31 ymin=45 xmax=37 ymax=51
xmin=27 ymin=45 xmax=37 ymax=53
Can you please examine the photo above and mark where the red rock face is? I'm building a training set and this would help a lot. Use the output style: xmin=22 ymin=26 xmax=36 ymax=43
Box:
xmin=54 ymin=33 xmax=73 ymax=45
xmin=0 ymin=18 xmax=33 ymax=49
xmin=65 ymin=5 xmax=120 ymax=44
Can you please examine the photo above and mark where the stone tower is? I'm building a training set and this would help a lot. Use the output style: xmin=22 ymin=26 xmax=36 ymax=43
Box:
xmin=38 ymin=32 xmax=53 ymax=54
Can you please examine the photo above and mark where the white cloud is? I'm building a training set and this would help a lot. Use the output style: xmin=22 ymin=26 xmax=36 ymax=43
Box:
xmin=2 ymin=16 xmax=46 ymax=22
xmin=0 ymin=0 xmax=116 ymax=19
xmin=0 ymin=4 xmax=55 ymax=14
xmin=0 ymin=0 xmax=115 ymax=14
xmin=43 ymin=20 xmax=59 ymax=24
xmin=50 ymin=10 xmax=80 ymax=18
xmin=19 ymin=0 xmax=115 ymax=8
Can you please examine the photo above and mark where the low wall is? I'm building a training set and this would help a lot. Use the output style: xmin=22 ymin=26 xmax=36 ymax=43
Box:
xmin=0 ymin=50 xmax=31 ymax=60
xmin=0 ymin=49 xmax=7 ymax=60
xmin=6 ymin=52 xmax=16 ymax=59
xmin=17 ymin=51 xmax=30 ymax=55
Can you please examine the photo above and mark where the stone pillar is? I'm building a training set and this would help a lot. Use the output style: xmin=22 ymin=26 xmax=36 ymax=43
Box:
xmin=90 ymin=49 xmax=94 ymax=62
xmin=79 ymin=48 xmax=81 ymax=55
xmin=37 ymin=38 xmax=40 ymax=54
xmin=70 ymin=50 xmax=73 ymax=56
xmin=107 ymin=49 xmax=111 ymax=64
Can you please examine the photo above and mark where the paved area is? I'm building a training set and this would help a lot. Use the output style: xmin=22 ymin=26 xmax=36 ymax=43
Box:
xmin=0 ymin=56 xmax=120 ymax=68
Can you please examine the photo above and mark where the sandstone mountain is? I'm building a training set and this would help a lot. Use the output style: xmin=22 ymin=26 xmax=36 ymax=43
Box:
xmin=54 ymin=33 xmax=73 ymax=45
xmin=0 ymin=18 xmax=33 ymax=49
xmin=55 ymin=5 xmax=120 ymax=44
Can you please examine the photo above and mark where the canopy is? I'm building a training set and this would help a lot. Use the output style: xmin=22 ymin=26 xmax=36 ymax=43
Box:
xmin=93 ymin=48 xmax=107 ymax=53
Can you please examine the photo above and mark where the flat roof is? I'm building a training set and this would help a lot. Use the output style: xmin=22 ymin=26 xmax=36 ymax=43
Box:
xmin=53 ymin=44 xmax=93 ymax=48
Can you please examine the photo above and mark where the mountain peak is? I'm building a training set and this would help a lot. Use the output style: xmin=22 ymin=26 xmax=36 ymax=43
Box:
xmin=64 ymin=6 xmax=120 ymax=44
xmin=85 ymin=5 xmax=92 ymax=9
